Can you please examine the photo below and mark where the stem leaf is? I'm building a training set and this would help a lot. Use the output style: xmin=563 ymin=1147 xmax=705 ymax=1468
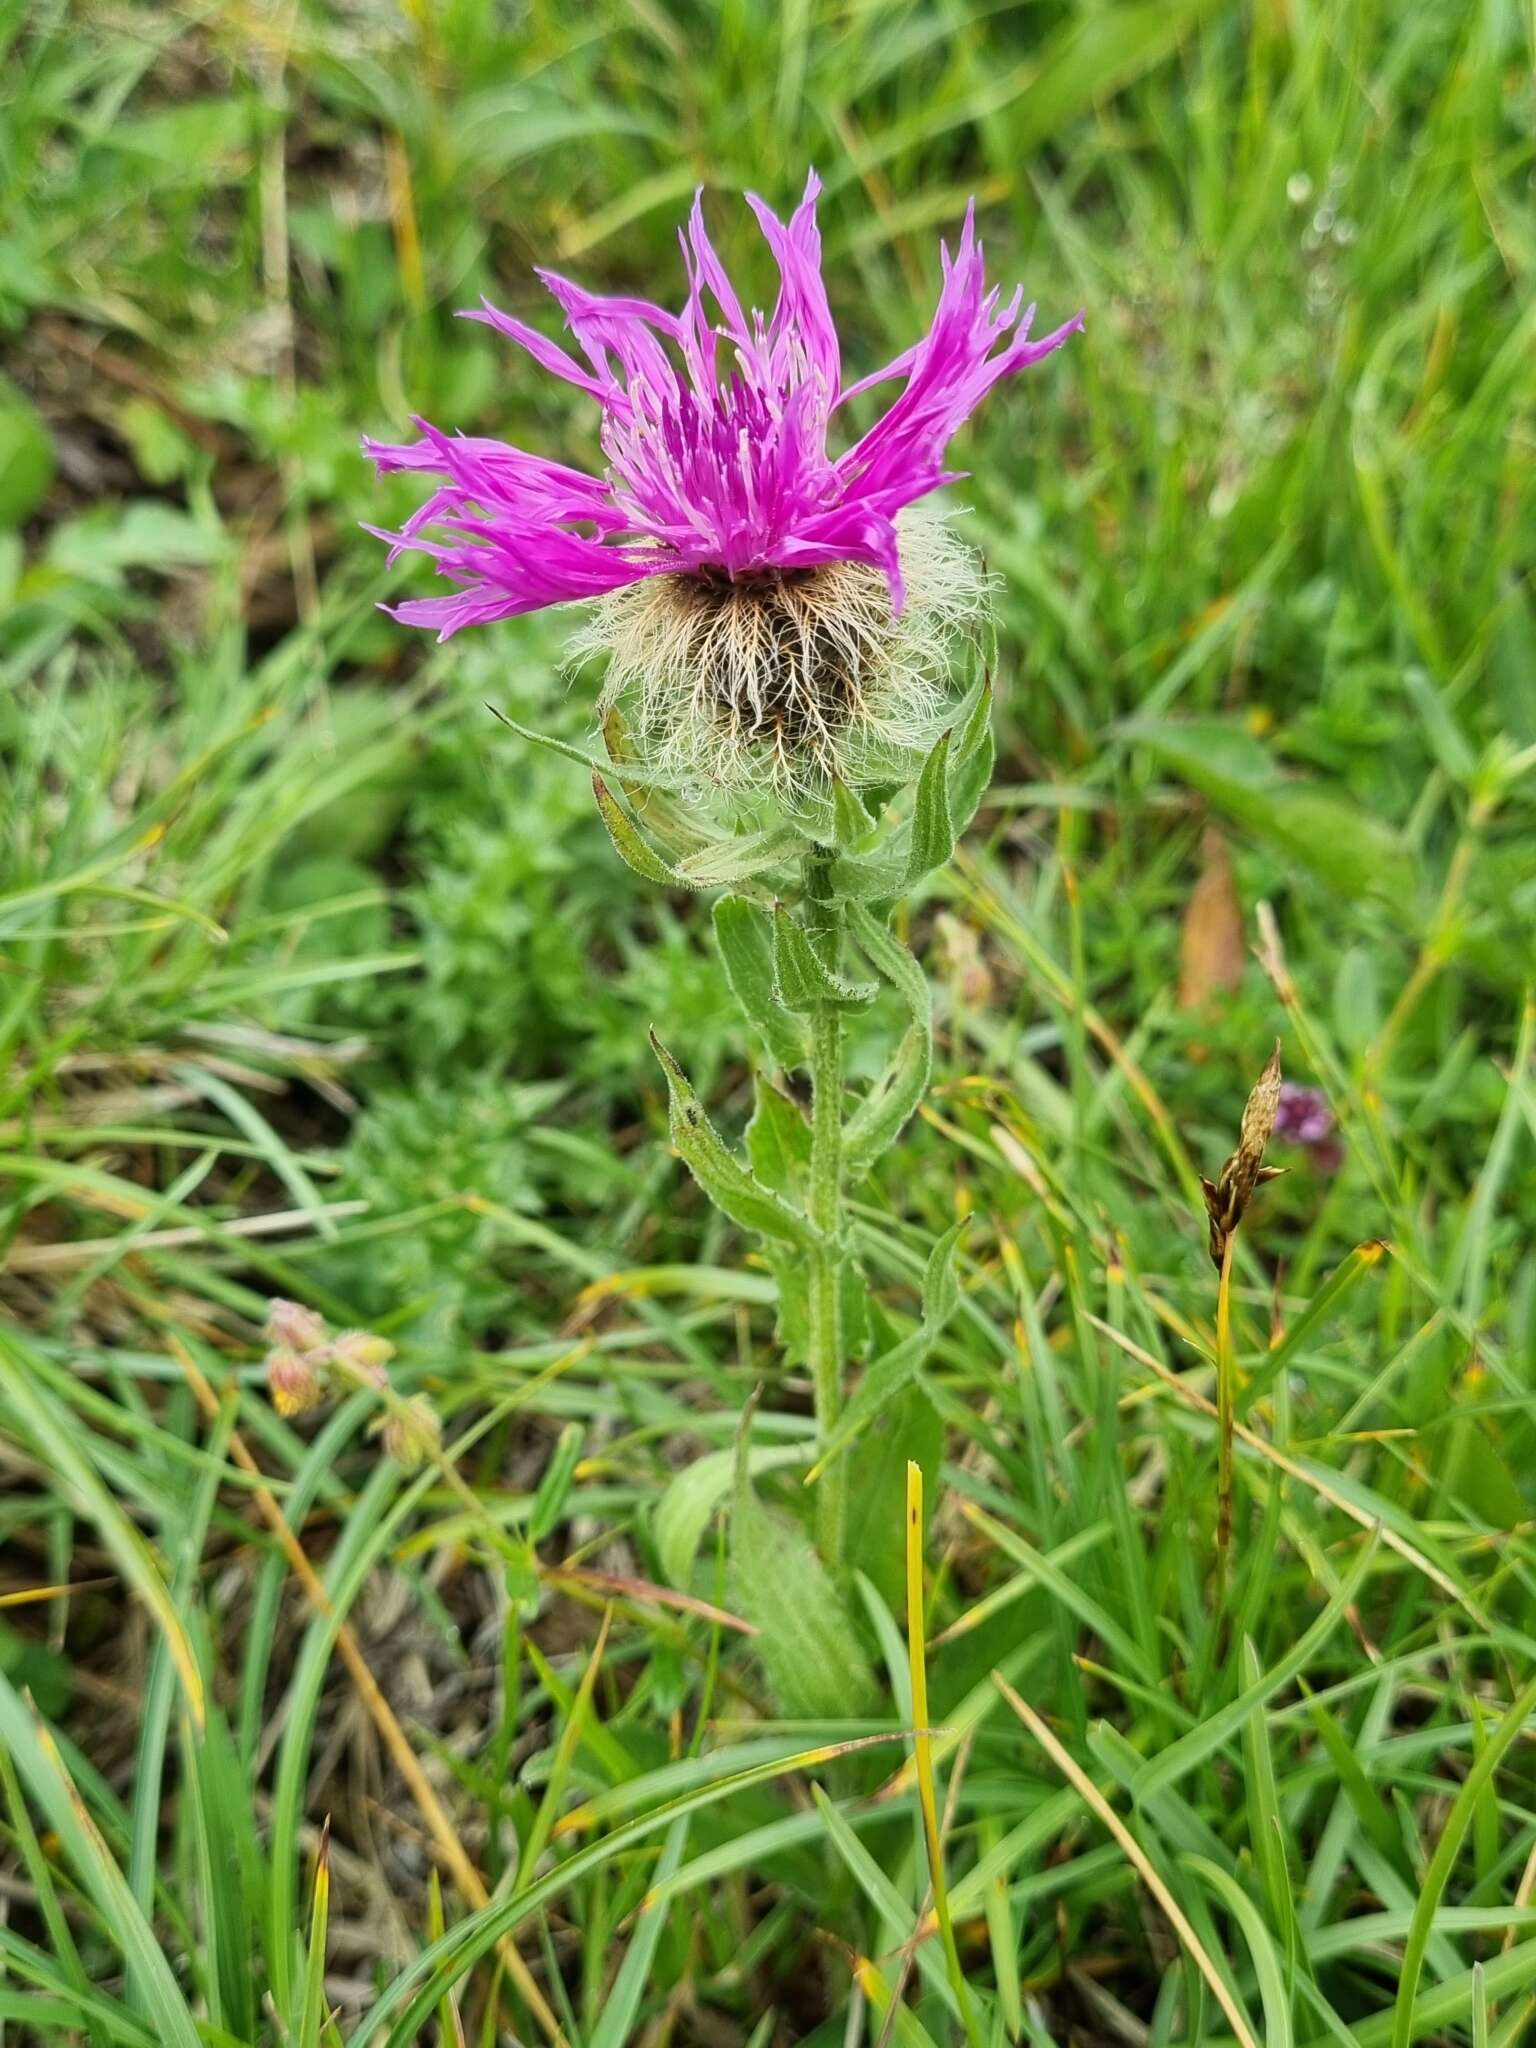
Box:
xmin=731 ymin=1424 xmax=875 ymax=1720
xmin=804 ymin=1221 xmax=965 ymax=1482
xmin=905 ymin=727 xmax=956 ymax=885
xmin=773 ymin=904 xmax=878 ymax=1010
xmin=650 ymin=1033 xmax=821 ymax=1249
xmin=714 ymin=896 xmax=808 ymax=1067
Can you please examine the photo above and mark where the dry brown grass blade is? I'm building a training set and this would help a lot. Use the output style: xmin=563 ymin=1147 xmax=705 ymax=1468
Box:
xmin=991 ymin=1673 xmax=1260 ymax=2048
xmin=5 ymin=1201 xmax=370 ymax=1274
xmin=544 ymin=1562 xmax=756 ymax=1635
xmin=170 ymin=1341 xmax=567 ymax=2047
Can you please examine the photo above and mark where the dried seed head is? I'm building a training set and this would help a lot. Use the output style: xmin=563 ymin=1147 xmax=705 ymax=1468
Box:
xmin=264 ymin=1297 xmax=329 ymax=1355
xmin=265 ymin=1345 xmax=324 ymax=1418
xmin=1201 ymin=1040 xmax=1286 ymax=1269
xmin=570 ymin=513 xmax=987 ymax=808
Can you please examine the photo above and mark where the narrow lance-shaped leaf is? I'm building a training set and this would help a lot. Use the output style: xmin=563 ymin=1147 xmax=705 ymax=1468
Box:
xmin=295 ymin=1818 xmax=332 ymax=2048
xmin=650 ymin=1033 xmax=821 ymax=1250
xmin=592 ymin=775 xmax=697 ymax=887
xmin=528 ymin=1423 xmax=585 ymax=1544
xmin=830 ymin=777 xmax=877 ymax=846
xmin=673 ymin=826 xmax=798 ymax=887
xmin=844 ymin=1024 xmax=931 ymax=1179
xmin=948 ymin=680 xmax=995 ymax=837
xmin=713 ymin=895 xmax=807 ymax=1068
xmin=490 ymin=703 xmax=683 ymax=792
xmin=844 ymin=901 xmax=934 ymax=1174
xmin=805 ymin=1221 xmax=966 ymax=1481
xmin=772 ymin=903 xmax=878 ymax=1011
xmin=905 ymin=725 xmax=955 ymax=885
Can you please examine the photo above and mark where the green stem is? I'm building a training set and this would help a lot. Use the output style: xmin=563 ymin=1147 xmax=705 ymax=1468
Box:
xmin=808 ymin=998 xmax=846 ymax=1569
xmin=1215 ymin=1229 xmax=1237 ymax=1559
xmin=803 ymin=848 xmax=847 ymax=1568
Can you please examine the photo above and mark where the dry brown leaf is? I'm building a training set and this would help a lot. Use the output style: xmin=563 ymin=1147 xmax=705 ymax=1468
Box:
xmin=1179 ymin=826 xmax=1245 ymax=1011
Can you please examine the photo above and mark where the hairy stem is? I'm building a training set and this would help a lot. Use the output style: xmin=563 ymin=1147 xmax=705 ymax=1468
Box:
xmin=808 ymin=999 xmax=846 ymax=1568
xmin=804 ymin=849 xmax=847 ymax=1567
xmin=1215 ymin=1230 xmax=1237 ymax=1557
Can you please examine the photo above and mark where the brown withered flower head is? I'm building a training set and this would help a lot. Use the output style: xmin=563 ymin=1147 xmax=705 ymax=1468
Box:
xmin=1200 ymin=1040 xmax=1286 ymax=1269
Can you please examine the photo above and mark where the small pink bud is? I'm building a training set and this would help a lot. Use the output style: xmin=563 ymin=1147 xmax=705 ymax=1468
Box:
xmin=266 ymin=1345 xmax=323 ymax=1418
xmin=328 ymin=1329 xmax=395 ymax=1388
xmin=264 ymin=1298 xmax=329 ymax=1355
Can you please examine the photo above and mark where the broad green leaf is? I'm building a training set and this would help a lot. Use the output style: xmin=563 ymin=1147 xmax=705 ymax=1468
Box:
xmin=732 ymin=1439 xmax=875 ymax=1720
xmin=764 ymin=1244 xmax=810 ymax=1362
xmin=655 ymin=1443 xmax=811 ymax=1591
xmin=0 ymin=376 xmax=54 ymax=528
xmin=651 ymin=1034 xmax=820 ymax=1249
xmin=745 ymin=1074 xmax=810 ymax=1197
xmin=844 ymin=1385 xmax=944 ymax=1613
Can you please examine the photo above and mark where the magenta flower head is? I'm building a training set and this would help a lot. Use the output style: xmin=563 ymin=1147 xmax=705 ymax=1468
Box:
xmin=366 ymin=173 xmax=1080 ymax=807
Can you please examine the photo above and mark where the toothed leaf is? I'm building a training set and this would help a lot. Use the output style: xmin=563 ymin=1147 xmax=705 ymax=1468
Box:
xmin=650 ymin=1034 xmax=819 ymax=1249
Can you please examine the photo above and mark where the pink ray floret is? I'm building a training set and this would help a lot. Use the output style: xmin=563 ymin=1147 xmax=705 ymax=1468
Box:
xmin=365 ymin=174 xmax=1082 ymax=638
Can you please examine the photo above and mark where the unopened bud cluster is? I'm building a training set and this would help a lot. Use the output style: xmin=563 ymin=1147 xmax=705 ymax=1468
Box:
xmin=262 ymin=1299 xmax=437 ymax=1467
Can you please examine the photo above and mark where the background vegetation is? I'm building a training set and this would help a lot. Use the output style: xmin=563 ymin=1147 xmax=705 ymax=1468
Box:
xmin=2 ymin=0 xmax=1535 ymax=2042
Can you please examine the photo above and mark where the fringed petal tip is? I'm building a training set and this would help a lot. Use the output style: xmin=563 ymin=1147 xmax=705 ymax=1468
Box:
xmin=367 ymin=178 xmax=1082 ymax=639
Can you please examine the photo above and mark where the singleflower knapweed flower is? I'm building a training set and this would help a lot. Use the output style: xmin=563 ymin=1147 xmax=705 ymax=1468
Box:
xmin=366 ymin=174 xmax=1080 ymax=804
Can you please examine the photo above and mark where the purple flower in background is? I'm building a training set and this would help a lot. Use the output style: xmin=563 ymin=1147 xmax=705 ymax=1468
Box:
xmin=366 ymin=173 xmax=1081 ymax=638
xmin=1275 ymin=1082 xmax=1343 ymax=1172
xmin=1275 ymin=1083 xmax=1333 ymax=1145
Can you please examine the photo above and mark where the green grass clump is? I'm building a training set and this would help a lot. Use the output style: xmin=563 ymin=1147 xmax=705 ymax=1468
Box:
xmin=2 ymin=1 xmax=1535 ymax=2043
